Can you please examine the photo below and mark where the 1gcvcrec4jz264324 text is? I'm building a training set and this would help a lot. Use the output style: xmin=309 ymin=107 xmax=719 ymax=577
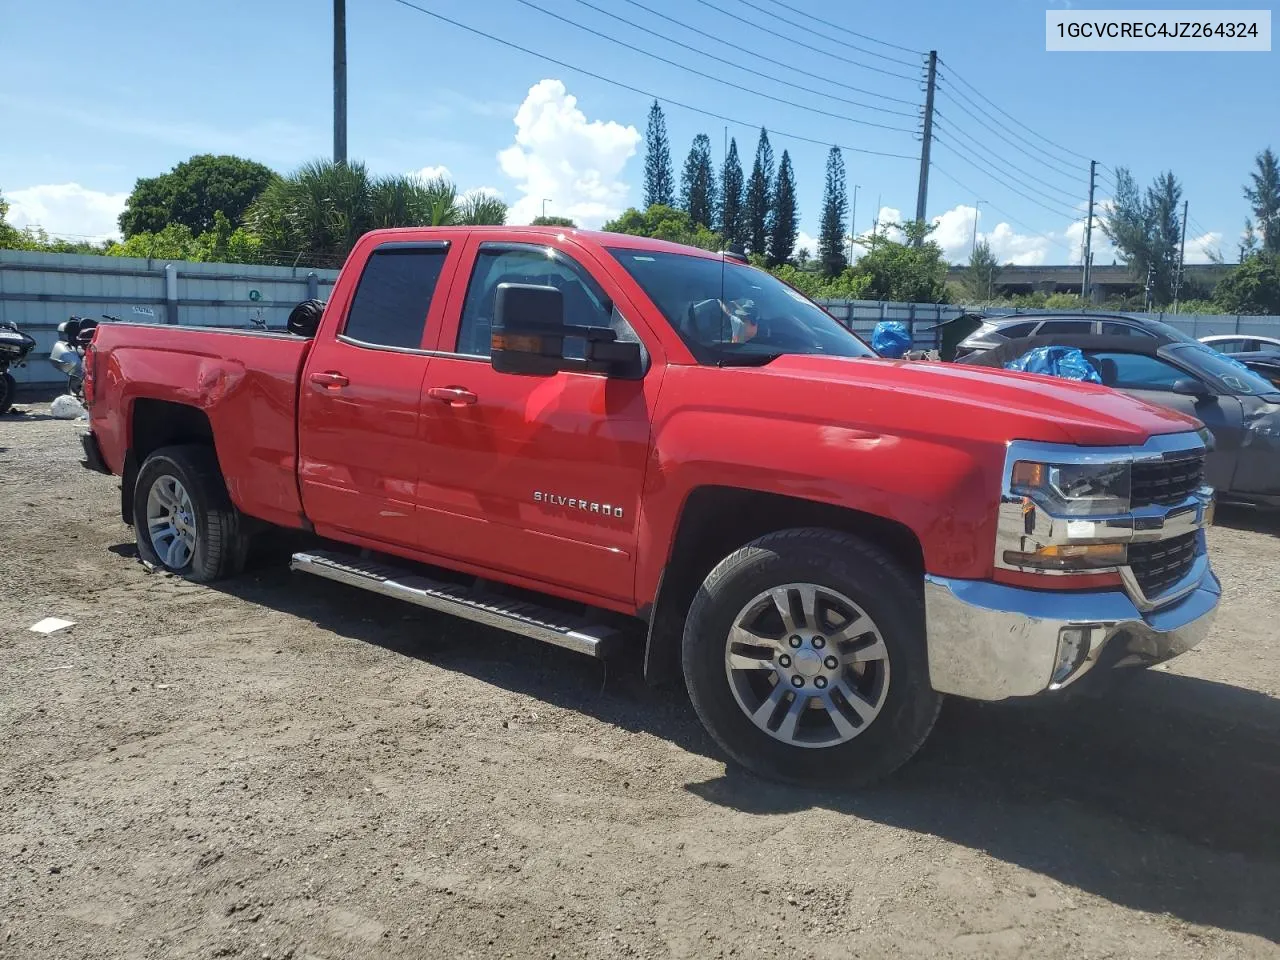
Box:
xmin=1046 ymin=9 xmax=1271 ymax=51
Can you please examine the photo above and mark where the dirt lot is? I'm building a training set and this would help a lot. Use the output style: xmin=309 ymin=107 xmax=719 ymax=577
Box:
xmin=2 ymin=404 xmax=1278 ymax=960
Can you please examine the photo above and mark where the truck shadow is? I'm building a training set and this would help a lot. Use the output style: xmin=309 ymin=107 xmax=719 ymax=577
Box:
xmin=1214 ymin=503 xmax=1280 ymax=535
xmin=208 ymin=559 xmax=1280 ymax=945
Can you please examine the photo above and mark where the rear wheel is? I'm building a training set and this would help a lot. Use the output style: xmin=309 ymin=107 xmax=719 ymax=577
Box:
xmin=0 ymin=372 xmax=15 ymax=415
xmin=683 ymin=528 xmax=941 ymax=787
xmin=133 ymin=445 xmax=248 ymax=582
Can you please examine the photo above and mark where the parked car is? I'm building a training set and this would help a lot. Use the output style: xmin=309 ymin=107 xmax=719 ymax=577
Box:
xmin=80 ymin=227 xmax=1220 ymax=787
xmin=1200 ymin=333 xmax=1280 ymax=354
xmin=954 ymin=311 xmax=1201 ymax=360
xmin=1235 ymin=351 xmax=1280 ymax=388
xmin=959 ymin=333 xmax=1280 ymax=509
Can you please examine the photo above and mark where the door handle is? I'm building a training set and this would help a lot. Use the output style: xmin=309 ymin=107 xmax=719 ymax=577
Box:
xmin=428 ymin=386 xmax=478 ymax=406
xmin=309 ymin=371 xmax=349 ymax=388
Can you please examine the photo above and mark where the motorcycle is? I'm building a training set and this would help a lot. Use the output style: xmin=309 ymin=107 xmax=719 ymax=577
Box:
xmin=0 ymin=319 xmax=38 ymax=415
xmin=51 ymin=315 xmax=114 ymax=400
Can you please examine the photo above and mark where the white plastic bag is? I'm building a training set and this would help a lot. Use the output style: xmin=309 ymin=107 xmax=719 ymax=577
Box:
xmin=50 ymin=394 xmax=87 ymax=420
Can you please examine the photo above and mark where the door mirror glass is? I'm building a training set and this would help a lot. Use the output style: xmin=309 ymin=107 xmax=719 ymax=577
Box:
xmin=491 ymin=282 xmax=643 ymax=378
xmin=1171 ymin=376 xmax=1210 ymax=397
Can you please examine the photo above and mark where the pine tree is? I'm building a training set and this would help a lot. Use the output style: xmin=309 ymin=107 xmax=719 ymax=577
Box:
xmin=743 ymin=128 xmax=774 ymax=257
xmin=680 ymin=134 xmax=717 ymax=229
xmin=719 ymin=138 xmax=744 ymax=248
xmin=767 ymin=150 xmax=798 ymax=267
xmin=643 ymin=100 xmax=675 ymax=208
xmin=819 ymin=146 xmax=849 ymax=277
xmin=1244 ymin=148 xmax=1280 ymax=254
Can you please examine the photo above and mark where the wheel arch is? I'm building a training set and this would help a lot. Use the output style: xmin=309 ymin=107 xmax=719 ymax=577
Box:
xmin=122 ymin=399 xmax=216 ymax=525
xmin=642 ymin=486 xmax=925 ymax=686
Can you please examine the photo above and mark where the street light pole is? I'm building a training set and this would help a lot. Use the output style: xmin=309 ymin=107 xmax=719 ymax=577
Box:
xmin=542 ymin=199 xmax=551 ymax=219
xmin=333 ymin=0 xmax=347 ymax=165
xmin=849 ymin=184 xmax=860 ymax=263
xmin=970 ymin=200 xmax=986 ymax=258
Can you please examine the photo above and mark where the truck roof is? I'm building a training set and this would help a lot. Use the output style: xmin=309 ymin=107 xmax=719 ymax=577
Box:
xmin=362 ymin=225 xmax=728 ymax=260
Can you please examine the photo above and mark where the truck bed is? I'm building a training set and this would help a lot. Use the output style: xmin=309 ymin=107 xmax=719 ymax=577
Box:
xmin=90 ymin=322 xmax=314 ymax=529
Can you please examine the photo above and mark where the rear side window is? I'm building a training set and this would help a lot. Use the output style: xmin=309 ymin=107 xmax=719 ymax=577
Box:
xmin=343 ymin=246 xmax=449 ymax=349
xmin=1036 ymin=319 xmax=1094 ymax=334
xmin=997 ymin=321 xmax=1038 ymax=338
xmin=1100 ymin=322 xmax=1146 ymax=336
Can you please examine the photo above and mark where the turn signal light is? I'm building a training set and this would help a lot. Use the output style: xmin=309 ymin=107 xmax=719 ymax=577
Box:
xmin=1003 ymin=542 xmax=1127 ymax=571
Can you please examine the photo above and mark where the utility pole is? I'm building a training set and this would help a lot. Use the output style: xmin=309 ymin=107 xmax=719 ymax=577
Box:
xmin=970 ymin=200 xmax=986 ymax=257
xmin=542 ymin=199 xmax=551 ymax=219
xmin=871 ymin=192 xmax=882 ymax=252
xmin=1081 ymin=160 xmax=1097 ymax=300
xmin=913 ymin=50 xmax=937 ymax=246
xmin=333 ymin=0 xmax=347 ymax=165
xmin=849 ymin=184 xmax=860 ymax=263
xmin=1173 ymin=199 xmax=1189 ymax=314
xmin=1144 ymin=262 xmax=1155 ymax=313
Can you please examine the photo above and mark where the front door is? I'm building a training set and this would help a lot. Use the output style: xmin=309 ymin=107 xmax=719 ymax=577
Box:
xmin=298 ymin=238 xmax=461 ymax=549
xmin=416 ymin=239 xmax=663 ymax=605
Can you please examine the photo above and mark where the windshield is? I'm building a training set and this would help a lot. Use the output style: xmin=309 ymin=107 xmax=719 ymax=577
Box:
xmin=1140 ymin=317 xmax=1201 ymax=345
xmin=1168 ymin=343 xmax=1278 ymax=396
xmin=606 ymin=248 xmax=875 ymax=365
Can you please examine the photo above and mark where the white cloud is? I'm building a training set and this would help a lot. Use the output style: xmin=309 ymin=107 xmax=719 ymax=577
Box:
xmin=794 ymin=230 xmax=818 ymax=256
xmin=462 ymin=185 xmax=504 ymax=201
xmin=1185 ymin=231 xmax=1224 ymax=264
xmin=498 ymin=79 xmax=640 ymax=227
xmin=5 ymin=182 xmax=128 ymax=241
xmin=411 ymin=164 xmax=452 ymax=182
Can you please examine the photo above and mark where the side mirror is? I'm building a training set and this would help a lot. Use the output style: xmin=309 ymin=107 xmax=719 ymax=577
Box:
xmin=491 ymin=282 xmax=643 ymax=378
xmin=1171 ymin=377 xmax=1210 ymax=398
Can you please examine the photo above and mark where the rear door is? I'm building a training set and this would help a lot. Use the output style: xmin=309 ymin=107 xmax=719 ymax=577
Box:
xmin=298 ymin=236 xmax=464 ymax=548
xmin=415 ymin=237 xmax=664 ymax=605
xmin=1088 ymin=349 xmax=1243 ymax=492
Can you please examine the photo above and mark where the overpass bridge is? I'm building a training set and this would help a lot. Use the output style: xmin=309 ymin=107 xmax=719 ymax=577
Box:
xmin=946 ymin=262 xmax=1235 ymax=301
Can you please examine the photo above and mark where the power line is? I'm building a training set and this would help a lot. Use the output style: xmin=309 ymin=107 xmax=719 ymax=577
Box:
xmin=558 ymin=0 xmax=917 ymax=118
xmin=748 ymin=0 xmax=924 ymax=56
xmin=612 ymin=0 xmax=920 ymax=106
xmin=386 ymin=0 xmax=921 ymax=162
xmin=509 ymin=0 xmax=916 ymax=133
xmin=932 ymin=138 xmax=1080 ymax=221
xmin=712 ymin=0 xmax=922 ymax=66
xmin=932 ymin=116 xmax=1084 ymax=208
xmin=689 ymin=0 xmax=921 ymax=82
xmin=932 ymin=164 xmax=1079 ymax=257
xmin=933 ymin=79 xmax=1085 ymax=183
xmin=936 ymin=59 xmax=1093 ymax=163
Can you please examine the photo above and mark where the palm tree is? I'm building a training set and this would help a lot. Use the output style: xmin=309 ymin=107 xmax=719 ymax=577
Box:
xmin=248 ymin=160 xmax=507 ymax=266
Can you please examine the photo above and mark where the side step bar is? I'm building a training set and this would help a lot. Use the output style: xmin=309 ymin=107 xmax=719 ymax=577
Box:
xmin=290 ymin=550 xmax=620 ymax=659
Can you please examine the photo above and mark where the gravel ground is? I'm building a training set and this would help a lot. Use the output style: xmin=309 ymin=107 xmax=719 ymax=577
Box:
xmin=2 ymin=403 xmax=1278 ymax=960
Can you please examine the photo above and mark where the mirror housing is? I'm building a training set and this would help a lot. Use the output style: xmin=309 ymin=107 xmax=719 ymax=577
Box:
xmin=491 ymin=282 xmax=643 ymax=378
xmin=1171 ymin=377 xmax=1210 ymax=398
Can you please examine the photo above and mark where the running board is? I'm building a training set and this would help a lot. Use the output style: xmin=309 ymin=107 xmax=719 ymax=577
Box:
xmin=290 ymin=550 xmax=619 ymax=659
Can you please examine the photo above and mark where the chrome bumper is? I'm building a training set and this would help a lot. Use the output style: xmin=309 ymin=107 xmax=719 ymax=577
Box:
xmin=923 ymin=562 xmax=1221 ymax=701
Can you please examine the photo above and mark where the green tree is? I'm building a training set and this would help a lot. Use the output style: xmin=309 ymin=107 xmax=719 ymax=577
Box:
xmin=767 ymin=150 xmax=798 ymax=267
xmin=744 ymin=128 xmax=774 ymax=257
xmin=680 ymin=133 xmax=717 ymax=229
xmin=818 ymin=147 xmax=848 ymax=277
xmin=1215 ymin=252 xmax=1280 ymax=315
xmin=962 ymin=239 xmax=1002 ymax=302
xmin=602 ymin=204 xmax=723 ymax=251
xmin=1244 ymin=148 xmax=1280 ymax=254
xmin=119 ymin=154 xmax=277 ymax=238
xmin=849 ymin=220 xmax=948 ymax=302
xmin=531 ymin=215 xmax=577 ymax=227
xmin=247 ymin=160 xmax=506 ymax=266
xmin=719 ymin=138 xmax=744 ymax=247
xmin=643 ymin=101 xmax=675 ymax=208
xmin=1241 ymin=219 xmax=1260 ymax=259
xmin=0 ymin=188 xmax=18 ymax=247
xmin=1101 ymin=166 xmax=1184 ymax=307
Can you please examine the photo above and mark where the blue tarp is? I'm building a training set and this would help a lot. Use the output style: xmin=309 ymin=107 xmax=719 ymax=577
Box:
xmin=1005 ymin=346 xmax=1102 ymax=383
xmin=871 ymin=321 xmax=911 ymax=358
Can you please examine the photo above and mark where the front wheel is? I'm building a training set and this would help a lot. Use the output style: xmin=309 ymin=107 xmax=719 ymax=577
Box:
xmin=682 ymin=528 xmax=941 ymax=787
xmin=133 ymin=445 xmax=248 ymax=582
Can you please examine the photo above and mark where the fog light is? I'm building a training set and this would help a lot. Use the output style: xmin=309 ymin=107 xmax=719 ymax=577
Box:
xmin=1003 ymin=542 xmax=1127 ymax=571
xmin=1050 ymin=626 xmax=1091 ymax=686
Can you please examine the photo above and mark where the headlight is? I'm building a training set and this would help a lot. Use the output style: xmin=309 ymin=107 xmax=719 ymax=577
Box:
xmin=1010 ymin=460 xmax=1130 ymax=517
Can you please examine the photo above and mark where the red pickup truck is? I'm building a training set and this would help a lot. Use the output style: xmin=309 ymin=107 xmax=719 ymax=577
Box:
xmin=81 ymin=227 xmax=1221 ymax=786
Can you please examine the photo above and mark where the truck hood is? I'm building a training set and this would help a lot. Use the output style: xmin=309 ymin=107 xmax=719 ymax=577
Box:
xmin=756 ymin=354 xmax=1201 ymax=447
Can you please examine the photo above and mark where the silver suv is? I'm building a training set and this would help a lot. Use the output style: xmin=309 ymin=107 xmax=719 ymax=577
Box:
xmin=954 ymin=313 xmax=1198 ymax=359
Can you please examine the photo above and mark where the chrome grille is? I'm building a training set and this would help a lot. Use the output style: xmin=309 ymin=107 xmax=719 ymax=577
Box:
xmin=1131 ymin=453 xmax=1204 ymax=508
xmin=1128 ymin=532 xmax=1198 ymax=598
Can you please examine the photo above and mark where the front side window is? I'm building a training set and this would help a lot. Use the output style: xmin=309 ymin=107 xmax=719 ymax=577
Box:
xmin=343 ymin=246 xmax=448 ymax=349
xmin=607 ymin=248 xmax=874 ymax=365
xmin=456 ymin=244 xmax=612 ymax=357
xmin=1100 ymin=321 xmax=1147 ymax=337
xmin=1087 ymin=351 xmax=1189 ymax=391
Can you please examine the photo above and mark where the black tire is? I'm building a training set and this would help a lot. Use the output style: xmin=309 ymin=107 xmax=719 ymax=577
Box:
xmin=133 ymin=444 xmax=248 ymax=582
xmin=682 ymin=528 xmax=941 ymax=788
xmin=0 ymin=372 xmax=14 ymax=415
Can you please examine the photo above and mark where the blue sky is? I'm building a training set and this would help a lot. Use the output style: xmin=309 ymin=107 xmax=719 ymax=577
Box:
xmin=0 ymin=0 xmax=1273 ymax=265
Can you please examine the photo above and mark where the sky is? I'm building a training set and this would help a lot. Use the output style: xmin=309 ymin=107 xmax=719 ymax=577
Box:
xmin=0 ymin=0 xmax=1274 ymax=266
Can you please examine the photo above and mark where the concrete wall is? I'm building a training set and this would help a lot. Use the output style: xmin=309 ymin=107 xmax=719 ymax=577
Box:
xmin=0 ymin=250 xmax=339 ymax=387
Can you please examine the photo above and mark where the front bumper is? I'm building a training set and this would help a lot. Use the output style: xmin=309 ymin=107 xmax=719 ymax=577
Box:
xmin=923 ymin=562 xmax=1221 ymax=700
